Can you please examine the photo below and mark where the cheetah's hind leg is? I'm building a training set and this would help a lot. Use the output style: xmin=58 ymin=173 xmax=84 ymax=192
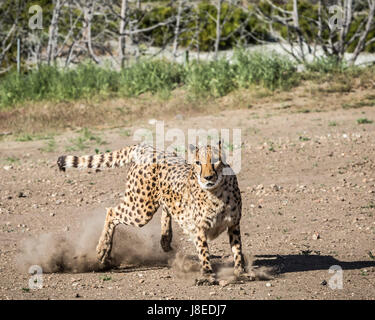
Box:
xmin=96 ymin=194 xmax=160 ymax=266
xmin=96 ymin=208 xmax=119 ymax=266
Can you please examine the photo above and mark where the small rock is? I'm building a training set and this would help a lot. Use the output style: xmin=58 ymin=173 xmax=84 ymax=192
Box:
xmin=321 ymin=280 xmax=327 ymax=286
xmin=266 ymin=282 xmax=272 ymax=287
xmin=50 ymin=213 xmax=55 ymax=217
xmin=3 ymin=165 xmax=12 ymax=171
xmin=312 ymin=232 xmax=320 ymax=240
xmin=148 ymin=119 xmax=157 ymax=125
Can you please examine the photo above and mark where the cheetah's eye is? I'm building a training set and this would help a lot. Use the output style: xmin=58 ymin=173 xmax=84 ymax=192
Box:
xmin=195 ymin=161 xmax=201 ymax=165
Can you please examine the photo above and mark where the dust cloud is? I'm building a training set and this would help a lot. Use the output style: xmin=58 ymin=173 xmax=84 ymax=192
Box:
xmin=16 ymin=209 xmax=172 ymax=274
xmin=170 ymin=251 xmax=275 ymax=283
xmin=16 ymin=209 xmax=274 ymax=284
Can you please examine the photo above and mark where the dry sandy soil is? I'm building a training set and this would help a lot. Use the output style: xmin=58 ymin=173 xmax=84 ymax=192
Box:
xmin=1 ymin=102 xmax=375 ymax=300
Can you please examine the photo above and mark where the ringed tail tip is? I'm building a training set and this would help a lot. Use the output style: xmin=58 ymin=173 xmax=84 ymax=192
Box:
xmin=57 ymin=156 xmax=66 ymax=172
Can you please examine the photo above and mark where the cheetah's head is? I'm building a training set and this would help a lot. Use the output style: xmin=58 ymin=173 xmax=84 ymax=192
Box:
xmin=189 ymin=141 xmax=225 ymax=191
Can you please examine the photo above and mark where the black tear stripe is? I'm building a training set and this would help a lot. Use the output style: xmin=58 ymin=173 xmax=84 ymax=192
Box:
xmin=88 ymin=155 xmax=93 ymax=168
xmin=212 ymin=164 xmax=217 ymax=177
xmin=57 ymin=156 xmax=66 ymax=172
xmin=73 ymin=156 xmax=79 ymax=168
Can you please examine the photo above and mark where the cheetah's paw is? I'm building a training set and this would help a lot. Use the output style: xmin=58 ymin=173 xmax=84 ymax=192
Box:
xmin=195 ymin=274 xmax=218 ymax=286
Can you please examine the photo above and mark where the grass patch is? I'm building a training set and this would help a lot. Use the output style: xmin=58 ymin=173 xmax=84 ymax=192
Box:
xmin=303 ymin=58 xmax=375 ymax=95
xmin=5 ymin=156 xmax=19 ymax=164
xmin=65 ymin=128 xmax=107 ymax=152
xmin=357 ymin=118 xmax=373 ymax=124
xmin=15 ymin=133 xmax=55 ymax=142
xmin=119 ymin=129 xmax=132 ymax=137
xmin=100 ymin=275 xmax=112 ymax=281
xmin=15 ymin=134 xmax=34 ymax=142
xmin=297 ymin=109 xmax=311 ymax=114
xmin=342 ymin=100 xmax=375 ymax=110
xmin=305 ymin=56 xmax=347 ymax=74
xmin=233 ymin=49 xmax=299 ymax=91
xmin=118 ymin=60 xmax=184 ymax=96
xmin=185 ymin=59 xmax=236 ymax=98
xmin=40 ymin=139 xmax=57 ymax=153
xmin=299 ymin=136 xmax=310 ymax=141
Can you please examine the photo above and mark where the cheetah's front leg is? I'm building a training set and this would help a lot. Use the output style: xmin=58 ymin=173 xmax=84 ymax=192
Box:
xmin=194 ymin=229 xmax=218 ymax=286
xmin=228 ymin=224 xmax=245 ymax=277
xmin=160 ymin=207 xmax=173 ymax=252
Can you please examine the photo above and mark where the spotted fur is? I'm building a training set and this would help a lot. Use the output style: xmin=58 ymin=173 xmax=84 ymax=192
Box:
xmin=57 ymin=142 xmax=244 ymax=283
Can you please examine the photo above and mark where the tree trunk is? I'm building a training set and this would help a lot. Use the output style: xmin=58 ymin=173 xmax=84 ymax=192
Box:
xmin=172 ymin=0 xmax=184 ymax=59
xmin=350 ymin=0 xmax=375 ymax=64
xmin=119 ymin=0 xmax=128 ymax=68
xmin=83 ymin=0 xmax=99 ymax=64
xmin=214 ymin=0 xmax=224 ymax=60
xmin=47 ymin=0 xmax=62 ymax=65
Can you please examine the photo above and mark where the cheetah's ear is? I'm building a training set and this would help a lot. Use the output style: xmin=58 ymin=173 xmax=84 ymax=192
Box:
xmin=188 ymin=144 xmax=197 ymax=153
xmin=218 ymin=139 xmax=222 ymax=160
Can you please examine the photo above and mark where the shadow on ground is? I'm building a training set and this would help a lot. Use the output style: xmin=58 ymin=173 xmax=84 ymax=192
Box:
xmin=253 ymin=254 xmax=375 ymax=274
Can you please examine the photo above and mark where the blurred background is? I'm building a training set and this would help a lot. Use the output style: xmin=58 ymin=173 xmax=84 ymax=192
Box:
xmin=0 ymin=0 xmax=374 ymax=133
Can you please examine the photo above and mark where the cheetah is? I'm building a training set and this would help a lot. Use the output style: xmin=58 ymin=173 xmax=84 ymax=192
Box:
xmin=57 ymin=141 xmax=245 ymax=284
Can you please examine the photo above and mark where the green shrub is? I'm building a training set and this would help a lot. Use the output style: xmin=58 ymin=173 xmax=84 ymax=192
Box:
xmin=0 ymin=63 xmax=120 ymax=108
xmin=233 ymin=49 xmax=298 ymax=90
xmin=0 ymin=52 xmax=302 ymax=108
xmin=305 ymin=56 xmax=347 ymax=74
xmin=118 ymin=60 xmax=185 ymax=96
xmin=185 ymin=59 xmax=236 ymax=97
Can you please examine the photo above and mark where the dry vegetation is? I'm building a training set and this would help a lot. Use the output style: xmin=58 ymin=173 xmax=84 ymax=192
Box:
xmin=0 ymin=62 xmax=374 ymax=138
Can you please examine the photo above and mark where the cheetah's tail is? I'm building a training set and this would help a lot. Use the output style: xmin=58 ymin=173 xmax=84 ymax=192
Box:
xmin=57 ymin=145 xmax=137 ymax=172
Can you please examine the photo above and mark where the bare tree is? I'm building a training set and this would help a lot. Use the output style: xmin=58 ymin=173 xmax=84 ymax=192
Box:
xmin=79 ymin=0 xmax=100 ymax=63
xmin=350 ymin=0 xmax=375 ymax=63
xmin=47 ymin=0 xmax=65 ymax=65
xmin=0 ymin=24 xmax=16 ymax=74
xmin=172 ymin=0 xmax=185 ymax=58
xmin=206 ymin=0 xmax=247 ymax=60
xmin=254 ymin=0 xmax=375 ymax=65
xmin=118 ymin=0 xmax=129 ymax=68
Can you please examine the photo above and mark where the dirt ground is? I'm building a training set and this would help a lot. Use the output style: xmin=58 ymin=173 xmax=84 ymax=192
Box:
xmin=1 ymin=101 xmax=375 ymax=300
